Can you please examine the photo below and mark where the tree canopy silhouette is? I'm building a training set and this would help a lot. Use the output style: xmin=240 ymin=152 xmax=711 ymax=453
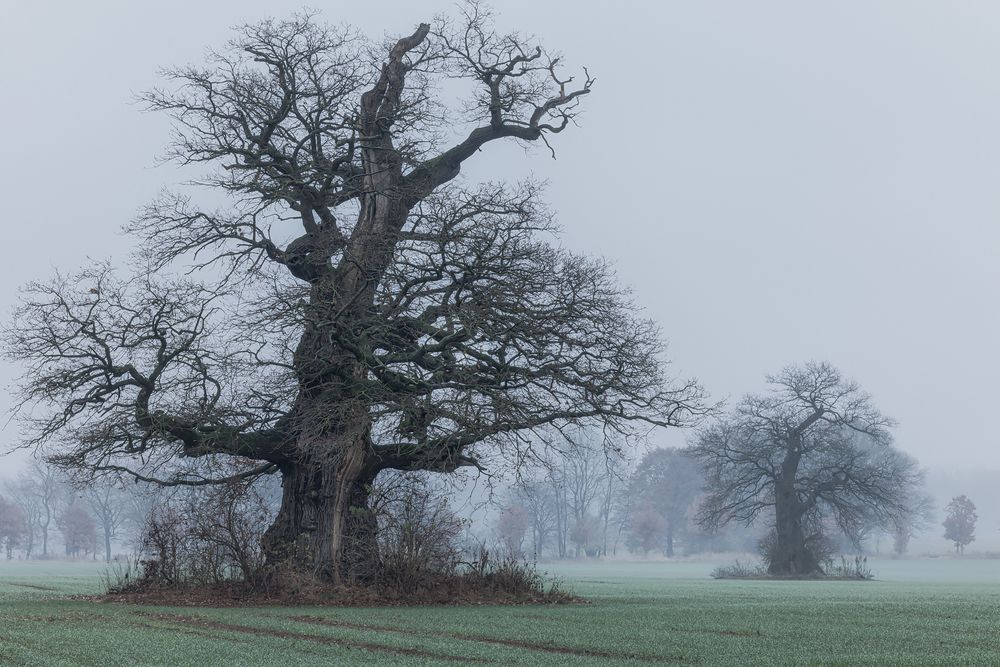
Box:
xmin=692 ymin=362 xmax=922 ymax=576
xmin=5 ymin=5 xmax=705 ymax=583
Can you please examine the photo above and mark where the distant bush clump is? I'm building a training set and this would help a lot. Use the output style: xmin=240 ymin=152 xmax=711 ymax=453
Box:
xmin=822 ymin=555 xmax=873 ymax=580
xmin=710 ymin=561 xmax=767 ymax=579
xmin=711 ymin=555 xmax=873 ymax=580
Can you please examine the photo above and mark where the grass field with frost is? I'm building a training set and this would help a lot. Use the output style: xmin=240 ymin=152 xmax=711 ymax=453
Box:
xmin=0 ymin=558 xmax=997 ymax=665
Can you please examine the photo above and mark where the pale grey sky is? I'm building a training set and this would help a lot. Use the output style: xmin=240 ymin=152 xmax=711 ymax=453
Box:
xmin=2 ymin=1 xmax=999 ymax=475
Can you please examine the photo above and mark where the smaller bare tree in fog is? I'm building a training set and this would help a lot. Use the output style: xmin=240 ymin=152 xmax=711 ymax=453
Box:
xmin=507 ymin=434 xmax=634 ymax=559
xmin=626 ymin=502 xmax=668 ymax=556
xmin=512 ymin=478 xmax=559 ymax=558
xmin=495 ymin=505 xmax=529 ymax=556
xmin=84 ymin=484 xmax=130 ymax=563
xmin=628 ymin=448 xmax=702 ymax=557
xmin=1 ymin=479 xmax=37 ymax=558
xmin=598 ymin=458 xmax=633 ymax=557
xmin=0 ymin=496 xmax=28 ymax=559
xmin=692 ymin=362 xmax=923 ymax=576
xmin=57 ymin=500 xmax=97 ymax=558
xmin=942 ymin=494 xmax=977 ymax=554
xmin=561 ymin=445 xmax=610 ymax=558
xmin=8 ymin=463 xmax=63 ymax=558
xmin=890 ymin=492 xmax=934 ymax=557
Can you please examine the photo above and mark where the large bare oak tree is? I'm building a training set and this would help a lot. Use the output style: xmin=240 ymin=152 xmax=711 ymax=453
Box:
xmin=5 ymin=6 xmax=705 ymax=582
xmin=692 ymin=362 xmax=922 ymax=575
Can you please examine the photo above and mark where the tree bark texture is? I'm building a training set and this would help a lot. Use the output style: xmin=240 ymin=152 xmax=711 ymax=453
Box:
xmin=263 ymin=435 xmax=378 ymax=583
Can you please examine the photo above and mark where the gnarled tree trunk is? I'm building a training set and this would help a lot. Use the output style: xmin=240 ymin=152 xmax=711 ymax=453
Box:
xmin=262 ymin=424 xmax=379 ymax=584
xmin=769 ymin=477 xmax=821 ymax=576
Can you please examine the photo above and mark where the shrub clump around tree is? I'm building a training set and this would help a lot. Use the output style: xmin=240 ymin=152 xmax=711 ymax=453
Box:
xmin=105 ymin=474 xmax=573 ymax=606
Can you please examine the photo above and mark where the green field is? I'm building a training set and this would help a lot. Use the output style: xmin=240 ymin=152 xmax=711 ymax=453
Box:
xmin=0 ymin=558 xmax=998 ymax=665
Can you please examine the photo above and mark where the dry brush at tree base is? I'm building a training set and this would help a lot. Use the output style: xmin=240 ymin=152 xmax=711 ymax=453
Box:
xmin=3 ymin=3 xmax=706 ymax=592
xmin=101 ymin=554 xmax=578 ymax=608
xmin=101 ymin=475 xmax=577 ymax=606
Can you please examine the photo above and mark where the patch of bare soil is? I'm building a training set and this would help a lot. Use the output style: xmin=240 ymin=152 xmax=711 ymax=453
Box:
xmin=291 ymin=615 xmax=685 ymax=663
xmin=133 ymin=611 xmax=487 ymax=663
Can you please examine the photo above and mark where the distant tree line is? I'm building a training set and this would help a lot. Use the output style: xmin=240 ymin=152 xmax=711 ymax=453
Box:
xmin=0 ymin=370 xmax=977 ymax=576
xmin=0 ymin=463 xmax=153 ymax=561
xmin=494 ymin=438 xmax=760 ymax=561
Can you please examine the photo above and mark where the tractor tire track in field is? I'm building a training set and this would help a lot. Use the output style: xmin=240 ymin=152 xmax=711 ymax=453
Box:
xmin=672 ymin=626 xmax=763 ymax=639
xmin=289 ymin=615 xmax=687 ymax=663
xmin=134 ymin=611 xmax=490 ymax=663
xmin=5 ymin=583 xmax=59 ymax=592
xmin=128 ymin=618 xmax=255 ymax=644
